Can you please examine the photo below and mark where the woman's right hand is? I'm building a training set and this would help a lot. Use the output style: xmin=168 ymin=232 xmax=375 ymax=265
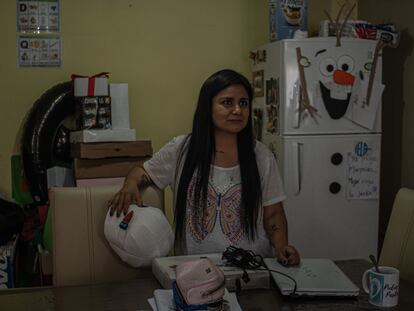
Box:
xmin=107 ymin=180 xmax=143 ymax=217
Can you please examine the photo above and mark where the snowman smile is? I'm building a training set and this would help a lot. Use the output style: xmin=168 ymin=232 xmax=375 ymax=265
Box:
xmin=319 ymin=81 xmax=352 ymax=119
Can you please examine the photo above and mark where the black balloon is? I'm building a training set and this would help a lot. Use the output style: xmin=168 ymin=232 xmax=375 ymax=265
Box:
xmin=21 ymin=81 xmax=75 ymax=204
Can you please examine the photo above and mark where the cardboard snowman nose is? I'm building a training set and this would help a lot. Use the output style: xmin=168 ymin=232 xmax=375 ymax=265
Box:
xmin=104 ymin=205 xmax=174 ymax=267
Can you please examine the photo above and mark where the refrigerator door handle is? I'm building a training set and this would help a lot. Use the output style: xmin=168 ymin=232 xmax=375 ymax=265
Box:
xmin=291 ymin=80 xmax=301 ymax=129
xmin=291 ymin=142 xmax=303 ymax=195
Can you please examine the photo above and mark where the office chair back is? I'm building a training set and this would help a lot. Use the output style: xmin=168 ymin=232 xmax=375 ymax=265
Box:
xmin=49 ymin=185 xmax=164 ymax=286
xmin=379 ymin=188 xmax=414 ymax=283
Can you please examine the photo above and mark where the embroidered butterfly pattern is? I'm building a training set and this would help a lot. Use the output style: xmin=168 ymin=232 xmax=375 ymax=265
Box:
xmin=186 ymin=177 xmax=244 ymax=244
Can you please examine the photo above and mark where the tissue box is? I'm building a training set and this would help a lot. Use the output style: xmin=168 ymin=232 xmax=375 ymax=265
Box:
xmin=0 ymin=235 xmax=18 ymax=289
xmin=73 ymin=74 xmax=109 ymax=97
xmin=269 ymin=0 xmax=308 ymax=41
xmin=76 ymin=96 xmax=112 ymax=130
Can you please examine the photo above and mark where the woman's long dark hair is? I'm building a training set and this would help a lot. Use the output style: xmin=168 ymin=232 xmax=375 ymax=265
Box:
xmin=174 ymin=69 xmax=262 ymax=253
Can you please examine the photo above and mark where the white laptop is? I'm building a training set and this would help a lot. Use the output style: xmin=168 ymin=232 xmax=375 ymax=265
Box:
xmin=263 ymin=258 xmax=360 ymax=297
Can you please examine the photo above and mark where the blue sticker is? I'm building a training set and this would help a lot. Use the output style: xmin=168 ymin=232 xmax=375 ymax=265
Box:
xmin=369 ymin=273 xmax=384 ymax=305
xmin=355 ymin=142 xmax=369 ymax=156
xmin=119 ymin=222 xmax=127 ymax=230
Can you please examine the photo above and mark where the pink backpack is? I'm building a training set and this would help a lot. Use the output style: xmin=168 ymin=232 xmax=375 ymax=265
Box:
xmin=175 ymin=258 xmax=226 ymax=305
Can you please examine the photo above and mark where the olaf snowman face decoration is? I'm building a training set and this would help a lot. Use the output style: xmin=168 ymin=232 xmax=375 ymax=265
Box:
xmin=300 ymin=44 xmax=374 ymax=120
xmin=317 ymin=50 xmax=355 ymax=119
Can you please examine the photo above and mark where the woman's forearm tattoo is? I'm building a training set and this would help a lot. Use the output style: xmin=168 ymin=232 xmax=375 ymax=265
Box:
xmin=265 ymin=223 xmax=279 ymax=237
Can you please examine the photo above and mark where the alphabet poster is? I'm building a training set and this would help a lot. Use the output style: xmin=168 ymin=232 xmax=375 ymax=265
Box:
xmin=17 ymin=0 xmax=60 ymax=32
xmin=18 ymin=35 xmax=61 ymax=67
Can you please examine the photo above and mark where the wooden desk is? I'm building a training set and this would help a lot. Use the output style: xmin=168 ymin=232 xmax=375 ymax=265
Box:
xmin=1 ymin=260 xmax=413 ymax=311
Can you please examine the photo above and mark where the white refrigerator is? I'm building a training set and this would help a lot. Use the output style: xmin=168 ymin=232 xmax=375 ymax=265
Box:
xmin=251 ymin=38 xmax=383 ymax=260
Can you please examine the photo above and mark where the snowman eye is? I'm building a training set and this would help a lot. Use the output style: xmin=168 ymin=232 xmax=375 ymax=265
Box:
xmin=319 ymin=57 xmax=336 ymax=77
xmin=299 ymin=56 xmax=311 ymax=67
xmin=337 ymin=55 xmax=354 ymax=73
xmin=364 ymin=62 xmax=373 ymax=71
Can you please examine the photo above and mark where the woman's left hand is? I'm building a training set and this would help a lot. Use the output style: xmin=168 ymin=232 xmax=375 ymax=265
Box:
xmin=275 ymin=245 xmax=300 ymax=266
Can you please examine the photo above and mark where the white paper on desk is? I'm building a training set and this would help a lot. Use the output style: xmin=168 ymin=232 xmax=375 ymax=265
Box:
xmin=149 ymin=289 xmax=242 ymax=311
xmin=147 ymin=297 xmax=157 ymax=311
xmin=345 ymin=75 xmax=384 ymax=130
xmin=110 ymin=83 xmax=130 ymax=130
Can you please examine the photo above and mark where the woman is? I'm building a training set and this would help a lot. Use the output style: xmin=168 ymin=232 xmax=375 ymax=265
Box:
xmin=108 ymin=69 xmax=300 ymax=265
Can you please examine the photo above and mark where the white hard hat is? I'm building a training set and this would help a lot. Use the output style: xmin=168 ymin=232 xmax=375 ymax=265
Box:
xmin=104 ymin=205 xmax=174 ymax=267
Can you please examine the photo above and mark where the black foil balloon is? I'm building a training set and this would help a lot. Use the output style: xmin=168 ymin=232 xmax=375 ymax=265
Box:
xmin=21 ymin=81 xmax=75 ymax=204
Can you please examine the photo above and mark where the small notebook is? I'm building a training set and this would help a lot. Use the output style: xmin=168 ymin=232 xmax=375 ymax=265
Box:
xmin=263 ymin=258 xmax=360 ymax=297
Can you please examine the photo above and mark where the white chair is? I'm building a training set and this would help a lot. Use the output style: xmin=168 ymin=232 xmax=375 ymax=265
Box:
xmin=49 ymin=185 xmax=164 ymax=286
xmin=379 ymin=188 xmax=414 ymax=283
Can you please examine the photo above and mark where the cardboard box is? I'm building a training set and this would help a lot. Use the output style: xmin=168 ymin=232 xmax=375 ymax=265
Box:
xmin=76 ymin=96 xmax=112 ymax=130
xmin=73 ymin=157 xmax=150 ymax=179
xmin=0 ymin=235 xmax=18 ymax=289
xmin=70 ymin=129 xmax=136 ymax=143
xmin=269 ymin=0 xmax=308 ymax=41
xmin=71 ymin=141 xmax=152 ymax=159
xmin=73 ymin=76 xmax=109 ymax=97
